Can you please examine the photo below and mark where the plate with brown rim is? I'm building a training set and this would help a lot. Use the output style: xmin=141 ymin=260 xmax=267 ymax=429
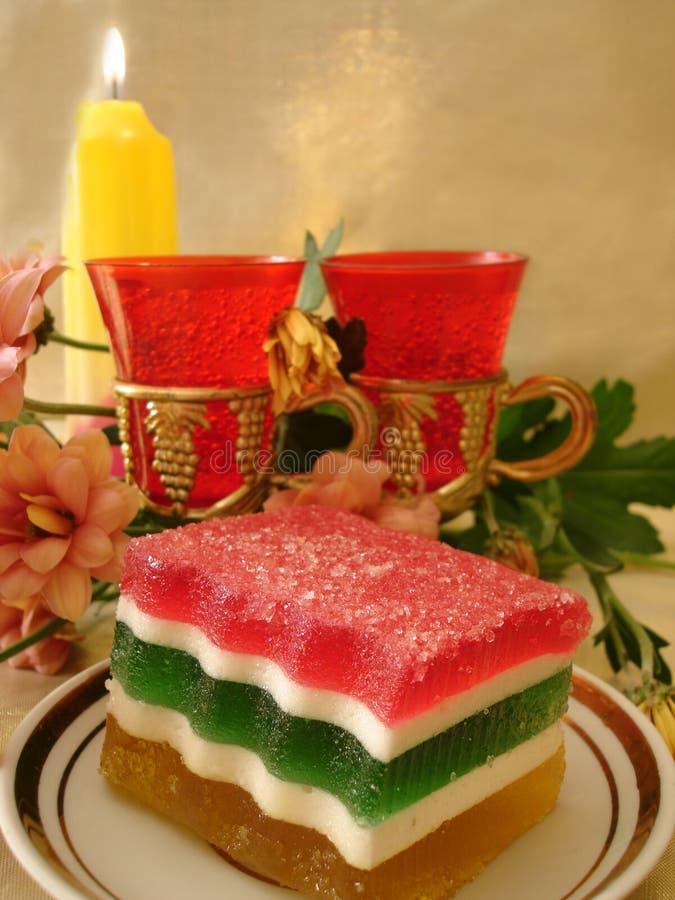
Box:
xmin=1 ymin=662 xmax=673 ymax=899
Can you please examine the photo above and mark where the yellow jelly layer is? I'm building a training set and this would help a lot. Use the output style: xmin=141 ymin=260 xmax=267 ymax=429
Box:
xmin=101 ymin=715 xmax=565 ymax=899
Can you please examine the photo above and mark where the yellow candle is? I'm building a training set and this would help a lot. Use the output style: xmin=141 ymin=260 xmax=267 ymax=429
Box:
xmin=61 ymin=28 xmax=177 ymax=406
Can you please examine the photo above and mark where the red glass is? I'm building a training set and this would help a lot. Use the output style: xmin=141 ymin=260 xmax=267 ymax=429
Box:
xmin=320 ymin=251 xmax=527 ymax=380
xmin=86 ymin=256 xmax=305 ymax=507
xmin=320 ymin=252 xmax=528 ymax=491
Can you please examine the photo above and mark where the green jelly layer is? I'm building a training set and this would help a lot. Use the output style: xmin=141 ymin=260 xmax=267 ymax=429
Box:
xmin=111 ymin=621 xmax=571 ymax=826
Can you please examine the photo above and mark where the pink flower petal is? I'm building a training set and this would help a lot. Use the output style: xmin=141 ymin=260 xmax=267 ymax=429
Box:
xmin=25 ymin=636 xmax=71 ymax=675
xmin=0 ymin=269 xmax=44 ymax=342
xmin=19 ymin=536 xmax=70 ymax=574
xmin=0 ymin=599 xmax=21 ymax=632
xmin=0 ymin=561 xmax=48 ymax=601
xmin=372 ymin=495 xmax=441 ymax=540
xmin=68 ymin=523 xmax=113 ymax=568
xmin=4 ymin=451 xmax=46 ymax=495
xmin=36 ymin=261 xmax=68 ymax=297
xmin=20 ymin=294 xmax=44 ymax=334
xmin=0 ymin=372 xmax=25 ymax=420
xmin=312 ymin=451 xmax=351 ymax=484
xmin=8 ymin=424 xmax=59 ymax=465
xmin=0 ymin=485 xmax=25 ymax=512
xmin=296 ymin=480 xmax=362 ymax=511
xmin=0 ymin=344 xmax=21 ymax=379
xmin=0 ymin=599 xmax=71 ymax=674
xmin=0 ymin=543 xmax=21 ymax=575
xmin=1 ymin=625 xmax=24 ymax=657
xmin=41 ymin=563 xmax=92 ymax=620
xmin=63 ymin=430 xmax=113 ymax=484
xmin=47 ymin=457 xmax=88 ymax=521
xmin=309 ymin=451 xmax=389 ymax=514
xmin=19 ymin=601 xmax=72 ymax=674
xmin=0 ymin=541 xmax=23 ymax=572
xmin=15 ymin=332 xmax=37 ymax=364
xmin=262 ymin=490 xmax=299 ymax=512
xmin=89 ymin=530 xmax=128 ymax=582
xmin=343 ymin=464 xmax=389 ymax=512
xmin=0 ymin=510 xmax=26 ymax=539
xmin=85 ymin=482 xmax=139 ymax=533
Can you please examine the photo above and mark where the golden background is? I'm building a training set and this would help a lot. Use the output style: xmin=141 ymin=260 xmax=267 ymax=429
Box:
xmin=1 ymin=0 xmax=673 ymax=437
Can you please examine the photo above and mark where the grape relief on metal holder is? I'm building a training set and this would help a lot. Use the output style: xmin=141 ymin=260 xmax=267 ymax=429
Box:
xmin=114 ymin=381 xmax=271 ymax=519
xmin=352 ymin=370 xmax=510 ymax=512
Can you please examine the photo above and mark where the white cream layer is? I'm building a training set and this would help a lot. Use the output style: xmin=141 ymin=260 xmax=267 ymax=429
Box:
xmin=117 ymin=595 xmax=570 ymax=762
xmin=108 ymin=683 xmax=562 ymax=870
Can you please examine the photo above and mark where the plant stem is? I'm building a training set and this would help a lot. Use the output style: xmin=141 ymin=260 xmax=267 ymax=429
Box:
xmin=0 ymin=617 xmax=67 ymax=664
xmin=616 ymin=551 xmax=675 ymax=572
xmin=481 ymin=491 xmax=500 ymax=536
xmin=23 ymin=397 xmax=117 ymax=418
xmin=49 ymin=331 xmax=110 ymax=352
xmin=589 ymin=570 xmax=655 ymax=682
xmin=91 ymin=580 xmax=120 ymax=602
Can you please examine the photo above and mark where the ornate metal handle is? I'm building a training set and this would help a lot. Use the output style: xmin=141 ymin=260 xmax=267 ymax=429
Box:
xmin=283 ymin=381 xmax=380 ymax=460
xmin=488 ymin=374 xmax=597 ymax=483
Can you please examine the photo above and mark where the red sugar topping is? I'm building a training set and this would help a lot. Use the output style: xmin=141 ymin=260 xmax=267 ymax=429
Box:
xmin=122 ymin=507 xmax=591 ymax=724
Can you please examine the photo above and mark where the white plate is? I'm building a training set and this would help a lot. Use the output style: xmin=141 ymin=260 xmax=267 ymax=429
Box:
xmin=1 ymin=662 xmax=673 ymax=900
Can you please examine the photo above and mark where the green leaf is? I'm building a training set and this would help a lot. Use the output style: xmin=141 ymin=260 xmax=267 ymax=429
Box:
xmin=295 ymin=222 xmax=345 ymax=312
xmin=295 ymin=260 xmax=326 ymax=311
xmin=588 ymin=378 xmax=636 ymax=447
xmin=496 ymin=397 xmax=555 ymax=459
xmin=588 ymin=571 xmax=671 ymax=684
xmin=593 ymin=622 xmax=623 ymax=673
xmin=513 ymin=495 xmax=560 ymax=550
xmin=320 ymin=219 xmax=344 ymax=258
xmin=644 ymin=625 xmax=672 ymax=683
xmin=440 ymin=518 xmax=489 ymax=555
xmin=304 ymin=230 xmax=320 ymax=259
xmin=487 ymin=376 xmax=673 ymax=686
xmin=559 ymin=522 xmax=624 ymax=571
xmin=536 ymin=547 xmax=578 ymax=581
xmin=562 ymin=437 xmax=675 ymax=507
xmin=562 ymin=492 xmax=664 ymax=555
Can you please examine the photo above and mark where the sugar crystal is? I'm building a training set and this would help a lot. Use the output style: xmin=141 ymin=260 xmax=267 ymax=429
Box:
xmin=123 ymin=506 xmax=591 ymax=724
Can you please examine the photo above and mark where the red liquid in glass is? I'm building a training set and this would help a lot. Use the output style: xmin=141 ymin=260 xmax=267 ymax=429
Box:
xmin=321 ymin=252 xmax=527 ymax=490
xmin=322 ymin=251 xmax=526 ymax=380
xmin=87 ymin=256 xmax=304 ymax=505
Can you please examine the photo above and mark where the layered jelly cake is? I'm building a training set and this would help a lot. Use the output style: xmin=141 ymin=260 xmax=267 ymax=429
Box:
xmin=101 ymin=506 xmax=591 ymax=898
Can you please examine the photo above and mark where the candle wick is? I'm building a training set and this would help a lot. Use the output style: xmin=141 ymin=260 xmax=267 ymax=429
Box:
xmin=111 ymin=78 xmax=119 ymax=100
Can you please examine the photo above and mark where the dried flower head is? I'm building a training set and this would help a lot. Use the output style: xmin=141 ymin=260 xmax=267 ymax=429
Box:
xmin=630 ymin=680 xmax=675 ymax=758
xmin=263 ymin=308 xmax=342 ymax=415
xmin=484 ymin=528 xmax=540 ymax=577
xmin=324 ymin=316 xmax=367 ymax=379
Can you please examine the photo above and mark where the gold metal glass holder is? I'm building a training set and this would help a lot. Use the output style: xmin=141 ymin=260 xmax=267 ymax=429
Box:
xmin=351 ymin=370 xmax=597 ymax=518
xmin=114 ymin=376 xmax=380 ymax=521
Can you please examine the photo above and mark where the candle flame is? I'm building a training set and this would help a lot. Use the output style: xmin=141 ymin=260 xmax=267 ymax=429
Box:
xmin=102 ymin=27 xmax=126 ymax=99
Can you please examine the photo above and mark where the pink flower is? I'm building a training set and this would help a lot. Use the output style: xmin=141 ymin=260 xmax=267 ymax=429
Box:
xmin=72 ymin=396 xmax=124 ymax=478
xmin=0 ymin=245 xmax=66 ymax=420
xmin=371 ymin=494 xmax=441 ymax=540
xmin=264 ymin=450 xmax=441 ymax=539
xmin=0 ymin=596 xmax=75 ymax=675
xmin=0 ymin=425 xmax=139 ymax=622
xmin=265 ymin=451 xmax=388 ymax=515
